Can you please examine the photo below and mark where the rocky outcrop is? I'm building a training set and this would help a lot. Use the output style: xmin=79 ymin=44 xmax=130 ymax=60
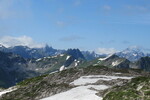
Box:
xmin=103 ymin=76 xmax=150 ymax=100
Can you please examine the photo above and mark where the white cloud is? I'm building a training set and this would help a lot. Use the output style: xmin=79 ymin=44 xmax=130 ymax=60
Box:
xmin=95 ymin=48 xmax=117 ymax=55
xmin=0 ymin=36 xmax=45 ymax=48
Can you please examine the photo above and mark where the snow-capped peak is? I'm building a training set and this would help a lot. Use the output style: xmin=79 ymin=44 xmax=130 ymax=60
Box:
xmin=116 ymin=46 xmax=146 ymax=61
xmin=123 ymin=46 xmax=142 ymax=54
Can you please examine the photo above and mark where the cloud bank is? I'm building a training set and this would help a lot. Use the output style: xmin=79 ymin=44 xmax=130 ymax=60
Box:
xmin=95 ymin=48 xmax=117 ymax=55
xmin=0 ymin=36 xmax=45 ymax=48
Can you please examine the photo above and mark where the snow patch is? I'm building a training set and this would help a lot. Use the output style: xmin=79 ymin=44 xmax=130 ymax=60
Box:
xmin=133 ymin=53 xmax=137 ymax=56
xmin=49 ymin=71 xmax=58 ymax=75
xmin=31 ymin=50 xmax=36 ymax=53
xmin=60 ymin=54 xmax=64 ymax=57
xmin=137 ymin=85 xmax=143 ymax=91
xmin=93 ymin=64 xmax=99 ymax=66
xmin=70 ymin=75 xmax=133 ymax=86
xmin=74 ymin=60 xmax=80 ymax=67
xmin=112 ymin=61 xmax=120 ymax=66
xmin=52 ymin=56 xmax=57 ymax=58
xmin=115 ymin=73 xmax=122 ymax=75
xmin=75 ymin=62 xmax=78 ymax=67
xmin=0 ymin=87 xmax=17 ymax=97
xmin=98 ymin=54 xmax=112 ymax=61
xmin=36 ymin=58 xmax=42 ymax=62
xmin=41 ymin=85 xmax=108 ymax=100
xmin=66 ymin=56 xmax=70 ymax=60
xmin=47 ymin=56 xmax=51 ymax=59
xmin=41 ymin=75 xmax=133 ymax=100
xmin=59 ymin=65 xmax=65 ymax=71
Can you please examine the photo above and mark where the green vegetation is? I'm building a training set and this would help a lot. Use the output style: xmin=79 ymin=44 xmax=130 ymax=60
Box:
xmin=58 ymin=68 xmax=79 ymax=77
xmin=103 ymin=76 xmax=150 ymax=100
xmin=17 ymin=74 xmax=48 ymax=86
xmin=2 ymin=71 xmax=73 ymax=100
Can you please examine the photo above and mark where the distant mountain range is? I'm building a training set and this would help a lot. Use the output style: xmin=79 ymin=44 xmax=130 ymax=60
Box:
xmin=1 ymin=44 xmax=150 ymax=61
xmin=0 ymin=44 xmax=150 ymax=88
xmin=0 ymin=44 xmax=99 ymax=61
xmin=116 ymin=46 xmax=147 ymax=61
xmin=0 ymin=44 xmax=64 ymax=59
xmin=0 ymin=48 xmax=86 ymax=88
xmin=83 ymin=54 xmax=150 ymax=71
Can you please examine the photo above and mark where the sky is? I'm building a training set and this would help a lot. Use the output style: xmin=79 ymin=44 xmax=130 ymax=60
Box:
xmin=0 ymin=0 xmax=150 ymax=54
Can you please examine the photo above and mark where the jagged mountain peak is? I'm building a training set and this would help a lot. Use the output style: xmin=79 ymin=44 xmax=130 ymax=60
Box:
xmin=66 ymin=48 xmax=85 ymax=60
xmin=43 ymin=44 xmax=54 ymax=50
xmin=81 ymin=51 xmax=101 ymax=61
xmin=0 ymin=44 xmax=99 ymax=61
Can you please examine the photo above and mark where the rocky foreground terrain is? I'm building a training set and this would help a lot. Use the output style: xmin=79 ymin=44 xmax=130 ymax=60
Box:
xmin=103 ymin=76 xmax=150 ymax=100
xmin=0 ymin=66 xmax=149 ymax=100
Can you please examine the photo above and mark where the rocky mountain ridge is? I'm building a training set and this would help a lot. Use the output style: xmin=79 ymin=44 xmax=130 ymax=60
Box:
xmin=0 ymin=48 xmax=150 ymax=88
xmin=0 ymin=49 xmax=85 ymax=88
xmin=0 ymin=44 xmax=99 ymax=60
xmin=83 ymin=54 xmax=150 ymax=71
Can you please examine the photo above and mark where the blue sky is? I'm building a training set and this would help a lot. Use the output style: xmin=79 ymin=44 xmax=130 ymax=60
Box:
xmin=0 ymin=0 xmax=150 ymax=54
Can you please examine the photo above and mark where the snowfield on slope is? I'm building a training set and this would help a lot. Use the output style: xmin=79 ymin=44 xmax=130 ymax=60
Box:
xmin=70 ymin=75 xmax=133 ymax=86
xmin=98 ymin=54 xmax=112 ymax=61
xmin=42 ymin=85 xmax=108 ymax=100
xmin=41 ymin=75 xmax=133 ymax=100
xmin=66 ymin=56 xmax=70 ymax=60
xmin=59 ymin=65 xmax=65 ymax=71
xmin=112 ymin=61 xmax=121 ymax=66
xmin=0 ymin=87 xmax=17 ymax=97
